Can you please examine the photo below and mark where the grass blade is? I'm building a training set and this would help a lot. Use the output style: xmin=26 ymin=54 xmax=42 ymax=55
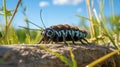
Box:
xmin=7 ymin=0 xmax=21 ymax=28
xmin=69 ymin=48 xmax=77 ymax=67
xmin=75 ymin=14 xmax=91 ymax=21
xmin=40 ymin=46 xmax=74 ymax=67
xmin=86 ymin=49 xmax=120 ymax=67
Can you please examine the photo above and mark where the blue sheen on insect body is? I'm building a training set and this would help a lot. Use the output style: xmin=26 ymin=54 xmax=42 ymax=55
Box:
xmin=39 ymin=24 xmax=89 ymax=45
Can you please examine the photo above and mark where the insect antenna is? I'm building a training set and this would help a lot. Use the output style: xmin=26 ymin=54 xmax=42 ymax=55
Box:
xmin=27 ymin=20 xmax=44 ymax=30
xmin=40 ymin=9 xmax=46 ymax=29
xmin=19 ymin=26 xmax=43 ymax=31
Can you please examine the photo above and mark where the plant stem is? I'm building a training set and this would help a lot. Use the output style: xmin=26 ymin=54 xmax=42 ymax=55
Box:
xmin=3 ymin=0 xmax=7 ymax=24
xmin=7 ymin=0 xmax=21 ymax=28
xmin=110 ymin=0 xmax=115 ymax=20
xmin=87 ymin=49 xmax=120 ymax=67
xmin=3 ymin=0 xmax=8 ymax=43
xmin=86 ymin=0 xmax=95 ymax=38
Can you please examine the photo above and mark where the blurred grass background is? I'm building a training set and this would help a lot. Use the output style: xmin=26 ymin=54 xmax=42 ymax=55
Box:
xmin=0 ymin=0 xmax=120 ymax=66
xmin=0 ymin=0 xmax=41 ymax=44
xmin=0 ymin=0 xmax=119 ymax=46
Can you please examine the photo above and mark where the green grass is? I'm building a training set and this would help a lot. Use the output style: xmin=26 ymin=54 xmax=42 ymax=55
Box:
xmin=40 ymin=45 xmax=77 ymax=67
xmin=0 ymin=0 xmax=120 ymax=67
xmin=87 ymin=49 xmax=120 ymax=67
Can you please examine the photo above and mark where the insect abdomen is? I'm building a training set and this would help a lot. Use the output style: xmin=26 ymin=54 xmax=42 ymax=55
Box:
xmin=52 ymin=29 xmax=85 ymax=41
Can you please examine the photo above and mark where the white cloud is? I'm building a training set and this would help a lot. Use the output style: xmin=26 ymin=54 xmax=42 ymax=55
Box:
xmin=77 ymin=8 xmax=82 ymax=13
xmin=53 ymin=0 xmax=83 ymax=5
xmin=39 ymin=1 xmax=49 ymax=7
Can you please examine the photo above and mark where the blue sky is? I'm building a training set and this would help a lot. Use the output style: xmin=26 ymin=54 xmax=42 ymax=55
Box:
xmin=0 ymin=0 xmax=120 ymax=29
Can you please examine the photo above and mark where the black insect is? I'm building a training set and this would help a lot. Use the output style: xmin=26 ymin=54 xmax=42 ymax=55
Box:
xmin=38 ymin=24 xmax=89 ymax=45
xmin=20 ymin=9 xmax=89 ymax=45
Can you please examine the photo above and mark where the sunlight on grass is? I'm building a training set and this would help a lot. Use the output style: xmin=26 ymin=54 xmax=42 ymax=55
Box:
xmin=40 ymin=45 xmax=77 ymax=67
xmin=86 ymin=49 xmax=120 ymax=67
xmin=0 ymin=0 xmax=120 ymax=67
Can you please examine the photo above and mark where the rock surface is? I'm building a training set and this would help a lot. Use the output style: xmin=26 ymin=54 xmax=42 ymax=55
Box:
xmin=0 ymin=44 xmax=118 ymax=67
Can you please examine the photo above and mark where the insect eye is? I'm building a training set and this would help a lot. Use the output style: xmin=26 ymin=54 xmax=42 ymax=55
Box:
xmin=48 ymin=31 xmax=52 ymax=35
xmin=46 ymin=30 xmax=54 ymax=37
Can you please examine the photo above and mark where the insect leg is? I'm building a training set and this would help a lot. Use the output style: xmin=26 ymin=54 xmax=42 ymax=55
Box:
xmin=46 ymin=39 xmax=51 ymax=44
xmin=79 ymin=39 xmax=85 ymax=45
xmin=71 ymin=34 xmax=75 ymax=45
xmin=63 ymin=35 xmax=67 ymax=45
xmin=83 ymin=38 xmax=90 ymax=45
xmin=47 ymin=38 xmax=55 ymax=44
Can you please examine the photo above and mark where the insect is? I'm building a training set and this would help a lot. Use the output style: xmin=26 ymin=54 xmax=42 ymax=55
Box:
xmin=38 ymin=24 xmax=89 ymax=45
xmin=20 ymin=9 xmax=89 ymax=45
